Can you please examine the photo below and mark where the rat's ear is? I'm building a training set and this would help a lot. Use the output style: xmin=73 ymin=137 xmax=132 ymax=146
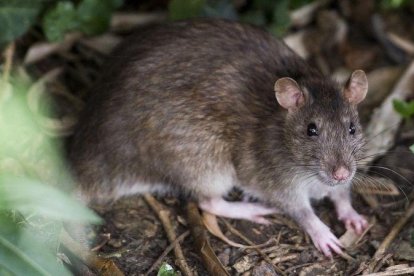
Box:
xmin=274 ymin=77 xmax=305 ymax=111
xmin=343 ymin=70 xmax=368 ymax=105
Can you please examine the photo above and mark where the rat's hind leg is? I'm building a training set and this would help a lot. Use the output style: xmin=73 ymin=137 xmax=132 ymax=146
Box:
xmin=199 ymin=197 xmax=279 ymax=224
xmin=193 ymin=166 xmax=278 ymax=224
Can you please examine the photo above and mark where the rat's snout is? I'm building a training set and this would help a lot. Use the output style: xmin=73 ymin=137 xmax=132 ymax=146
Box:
xmin=332 ymin=166 xmax=350 ymax=181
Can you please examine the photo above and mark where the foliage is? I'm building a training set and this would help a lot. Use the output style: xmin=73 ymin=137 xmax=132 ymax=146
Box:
xmin=393 ymin=99 xmax=414 ymax=156
xmin=393 ymin=99 xmax=414 ymax=119
xmin=0 ymin=0 xmax=45 ymax=47
xmin=0 ymin=75 xmax=101 ymax=275
xmin=157 ymin=263 xmax=178 ymax=276
xmin=168 ymin=0 xmax=313 ymax=36
xmin=0 ymin=0 xmax=123 ymax=45
xmin=169 ymin=0 xmax=206 ymax=20
xmin=43 ymin=0 xmax=123 ymax=41
xmin=381 ymin=0 xmax=411 ymax=9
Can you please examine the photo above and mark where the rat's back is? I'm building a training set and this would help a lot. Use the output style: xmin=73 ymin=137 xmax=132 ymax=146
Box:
xmin=69 ymin=19 xmax=309 ymax=202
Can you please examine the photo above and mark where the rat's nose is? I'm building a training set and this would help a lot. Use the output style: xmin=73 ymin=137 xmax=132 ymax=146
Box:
xmin=333 ymin=166 xmax=350 ymax=181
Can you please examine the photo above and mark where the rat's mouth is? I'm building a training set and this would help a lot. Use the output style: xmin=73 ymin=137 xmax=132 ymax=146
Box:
xmin=318 ymin=169 xmax=355 ymax=186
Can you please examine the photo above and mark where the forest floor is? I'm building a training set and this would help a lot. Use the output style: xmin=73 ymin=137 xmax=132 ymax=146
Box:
xmin=19 ymin=1 xmax=414 ymax=275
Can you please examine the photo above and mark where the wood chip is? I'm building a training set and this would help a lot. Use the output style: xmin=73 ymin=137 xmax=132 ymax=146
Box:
xmin=186 ymin=202 xmax=229 ymax=276
xmin=364 ymin=265 xmax=414 ymax=276
xmin=202 ymin=212 xmax=252 ymax=248
xmin=24 ymin=33 xmax=82 ymax=65
xmin=353 ymin=176 xmax=400 ymax=195
xmin=110 ymin=12 xmax=167 ymax=33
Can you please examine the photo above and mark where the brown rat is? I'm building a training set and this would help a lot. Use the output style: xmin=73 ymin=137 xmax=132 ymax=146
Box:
xmin=69 ymin=19 xmax=369 ymax=257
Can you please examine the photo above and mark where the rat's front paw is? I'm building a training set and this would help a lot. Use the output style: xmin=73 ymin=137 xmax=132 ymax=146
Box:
xmin=338 ymin=209 xmax=368 ymax=235
xmin=309 ymin=225 xmax=343 ymax=257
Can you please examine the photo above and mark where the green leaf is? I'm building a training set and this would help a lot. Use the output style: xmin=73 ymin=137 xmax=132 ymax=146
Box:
xmin=157 ymin=263 xmax=178 ymax=276
xmin=42 ymin=0 xmax=123 ymax=41
xmin=0 ymin=0 xmax=44 ymax=45
xmin=290 ymin=0 xmax=313 ymax=9
xmin=0 ymin=175 xmax=101 ymax=223
xmin=0 ymin=214 xmax=71 ymax=276
xmin=381 ymin=0 xmax=408 ymax=9
xmin=77 ymin=0 xmax=114 ymax=36
xmin=168 ymin=0 xmax=206 ymax=20
xmin=42 ymin=1 xmax=78 ymax=42
xmin=410 ymin=144 xmax=414 ymax=154
xmin=108 ymin=0 xmax=123 ymax=9
xmin=270 ymin=0 xmax=291 ymax=36
xmin=240 ymin=10 xmax=266 ymax=26
xmin=393 ymin=99 xmax=414 ymax=119
xmin=200 ymin=0 xmax=238 ymax=20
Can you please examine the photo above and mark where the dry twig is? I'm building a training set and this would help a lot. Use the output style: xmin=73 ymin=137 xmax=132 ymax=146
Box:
xmin=186 ymin=202 xmax=230 ymax=276
xmin=374 ymin=199 xmax=414 ymax=258
xmin=144 ymin=194 xmax=193 ymax=276
xmin=364 ymin=265 xmax=414 ymax=276
xmin=60 ymin=230 xmax=124 ymax=276
xmin=221 ymin=220 xmax=286 ymax=275
xmin=2 ymin=43 xmax=14 ymax=82
xmin=145 ymin=231 xmax=190 ymax=276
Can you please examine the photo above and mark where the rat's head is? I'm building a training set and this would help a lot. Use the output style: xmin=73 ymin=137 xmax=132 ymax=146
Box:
xmin=274 ymin=70 xmax=368 ymax=186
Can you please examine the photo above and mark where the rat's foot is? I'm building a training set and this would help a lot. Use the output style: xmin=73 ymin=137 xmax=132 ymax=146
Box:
xmin=199 ymin=197 xmax=279 ymax=224
xmin=307 ymin=223 xmax=343 ymax=257
xmin=337 ymin=208 xmax=368 ymax=235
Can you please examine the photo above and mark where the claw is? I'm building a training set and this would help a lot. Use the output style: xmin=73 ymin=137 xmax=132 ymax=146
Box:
xmin=339 ymin=209 xmax=368 ymax=235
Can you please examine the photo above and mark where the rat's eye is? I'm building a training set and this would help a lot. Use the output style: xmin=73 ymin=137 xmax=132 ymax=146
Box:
xmin=349 ymin=122 xmax=356 ymax=135
xmin=307 ymin=123 xmax=318 ymax=136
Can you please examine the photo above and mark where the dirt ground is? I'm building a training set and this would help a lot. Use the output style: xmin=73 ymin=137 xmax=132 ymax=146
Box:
xmin=20 ymin=1 xmax=414 ymax=275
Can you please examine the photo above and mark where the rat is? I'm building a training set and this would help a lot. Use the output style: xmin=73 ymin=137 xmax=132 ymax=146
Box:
xmin=69 ymin=19 xmax=369 ymax=257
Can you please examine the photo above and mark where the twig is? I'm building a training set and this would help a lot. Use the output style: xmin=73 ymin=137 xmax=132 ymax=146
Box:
xmin=364 ymin=266 xmax=414 ymax=276
xmin=374 ymin=199 xmax=414 ymax=258
xmin=373 ymin=254 xmax=394 ymax=273
xmin=91 ymin=233 xmax=111 ymax=252
xmin=289 ymin=0 xmax=330 ymax=28
xmin=271 ymin=253 xmax=299 ymax=264
xmin=60 ymin=230 xmax=124 ymax=276
xmin=185 ymin=202 xmax=230 ymax=276
xmin=387 ymin=32 xmax=414 ymax=55
xmin=222 ymin=220 xmax=286 ymax=275
xmin=145 ymin=231 xmax=190 ymax=276
xmin=2 ymin=42 xmax=14 ymax=82
xmin=144 ymin=194 xmax=193 ymax=276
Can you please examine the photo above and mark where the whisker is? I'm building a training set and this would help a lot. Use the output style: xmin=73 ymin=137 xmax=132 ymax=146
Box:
xmin=357 ymin=165 xmax=413 ymax=187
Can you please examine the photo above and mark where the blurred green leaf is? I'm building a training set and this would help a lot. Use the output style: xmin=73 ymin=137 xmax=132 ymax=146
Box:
xmin=168 ymin=0 xmax=206 ymax=20
xmin=290 ymin=0 xmax=313 ymax=9
xmin=201 ymin=0 xmax=238 ymax=20
xmin=0 ymin=214 xmax=71 ymax=276
xmin=270 ymin=0 xmax=291 ymax=36
xmin=0 ymin=0 xmax=44 ymax=45
xmin=393 ymin=99 xmax=414 ymax=119
xmin=77 ymin=0 xmax=115 ymax=35
xmin=410 ymin=144 xmax=414 ymax=154
xmin=157 ymin=263 xmax=178 ymax=276
xmin=0 ymin=175 xmax=101 ymax=223
xmin=381 ymin=0 xmax=408 ymax=9
xmin=42 ymin=0 xmax=123 ymax=42
xmin=240 ymin=10 xmax=266 ymax=26
xmin=42 ymin=1 xmax=78 ymax=41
